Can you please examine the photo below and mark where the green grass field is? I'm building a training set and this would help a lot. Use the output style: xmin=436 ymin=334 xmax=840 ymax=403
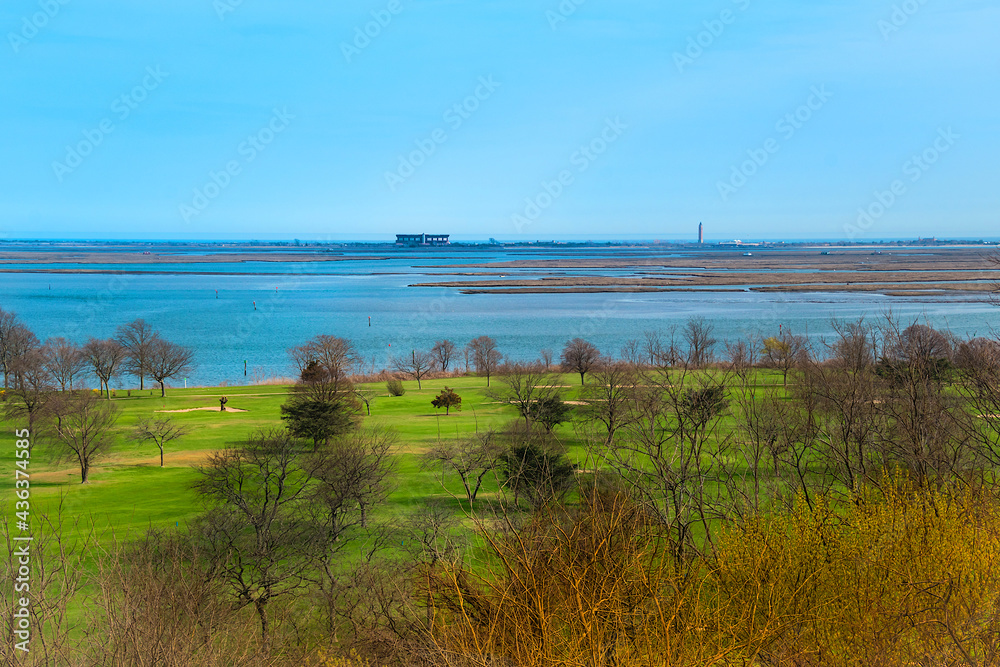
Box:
xmin=0 ymin=375 xmax=603 ymax=544
xmin=0 ymin=368 xmax=800 ymax=556
xmin=5 ymin=367 xmax=989 ymax=665
xmin=0 ymin=368 xmax=836 ymax=654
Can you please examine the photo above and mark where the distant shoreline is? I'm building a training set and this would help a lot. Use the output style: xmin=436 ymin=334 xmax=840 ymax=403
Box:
xmin=0 ymin=238 xmax=997 ymax=250
xmin=404 ymin=246 xmax=1000 ymax=297
xmin=1 ymin=243 xmax=997 ymax=298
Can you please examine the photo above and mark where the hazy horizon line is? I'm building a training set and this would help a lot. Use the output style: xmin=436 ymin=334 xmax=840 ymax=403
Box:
xmin=2 ymin=234 xmax=998 ymax=245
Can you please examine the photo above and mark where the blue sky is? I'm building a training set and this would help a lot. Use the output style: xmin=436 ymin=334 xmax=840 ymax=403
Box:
xmin=0 ymin=0 xmax=997 ymax=241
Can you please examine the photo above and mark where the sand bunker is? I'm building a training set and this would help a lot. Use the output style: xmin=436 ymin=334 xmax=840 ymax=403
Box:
xmin=155 ymin=406 xmax=248 ymax=413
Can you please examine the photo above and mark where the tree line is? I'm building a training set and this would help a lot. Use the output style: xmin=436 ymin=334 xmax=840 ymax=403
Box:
xmin=265 ymin=315 xmax=1000 ymax=665
xmin=0 ymin=309 xmax=195 ymax=400
xmin=10 ymin=309 xmax=1000 ymax=665
xmin=0 ymin=308 xmax=196 ymax=482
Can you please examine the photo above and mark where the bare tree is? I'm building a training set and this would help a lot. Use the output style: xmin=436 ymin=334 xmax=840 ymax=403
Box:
xmin=467 ymin=336 xmax=502 ymax=387
xmin=643 ymin=330 xmax=664 ymax=367
xmin=581 ymin=361 xmax=638 ymax=446
xmin=424 ymin=430 xmax=501 ymax=506
xmin=0 ymin=320 xmax=39 ymax=392
xmin=873 ymin=319 xmax=968 ymax=481
xmin=0 ymin=307 xmax=24 ymax=389
xmin=0 ymin=506 xmax=96 ymax=664
xmin=829 ymin=317 xmax=876 ymax=373
xmin=305 ymin=426 xmax=396 ymax=535
xmin=725 ymin=360 xmax=827 ymax=516
xmin=354 ymin=386 xmax=378 ymax=416
xmin=83 ymin=338 xmax=128 ymax=398
xmin=539 ymin=348 xmax=553 ymax=370
xmin=133 ymin=416 xmax=189 ymax=467
xmin=560 ymin=338 xmax=601 ymax=385
xmin=954 ymin=337 xmax=1000 ymax=468
xmin=44 ymin=391 xmax=121 ymax=483
xmin=116 ymin=319 xmax=157 ymax=390
xmin=683 ymin=317 xmax=717 ymax=368
xmin=489 ymin=362 xmax=553 ymax=426
xmin=42 ymin=337 xmax=86 ymax=391
xmin=0 ymin=322 xmax=37 ymax=382
xmin=402 ymin=499 xmax=465 ymax=567
xmin=640 ymin=328 xmax=682 ymax=367
xmin=889 ymin=322 xmax=953 ymax=370
xmin=302 ymin=427 xmax=397 ymax=633
xmin=193 ymin=429 xmax=317 ymax=647
xmin=799 ymin=360 xmax=883 ymax=491
xmin=725 ymin=339 xmax=757 ymax=383
xmin=620 ymin=338 xmax=642 ymax=367
xmin=431 ymin=340 xmax=456 ymax=372
xmin=4 ymin=346 xmax=53 ymax=430
xmin=147 ymin=337 xmax=195 ymax=397
xmin=602 ymin=367 xmax=732 ymax=564
xmin=288 ymin=335 xmax=357 ymax=402
xmin=393 ymin=350 xmax=434 ymax=390
xmin=284 ymin=336 xmax=360 ymax=451
xmin=954 ymin=336 xmax=1000 ymax=373
xmin=761 ymin=328 xmax=810 ymax=386
xmin=83 ymin=528 xmax=275 ymax=666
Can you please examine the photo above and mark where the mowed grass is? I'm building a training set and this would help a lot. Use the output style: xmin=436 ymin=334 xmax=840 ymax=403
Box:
xmin=0 ymin=376 xmax=594 ymax=544
xmin=0 ymin=370 xmax=791 ymax=546
xmin=0 ymin=368 xmax=832 ymax=644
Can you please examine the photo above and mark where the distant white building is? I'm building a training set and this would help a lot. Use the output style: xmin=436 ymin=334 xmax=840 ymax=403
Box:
xmin=395 ymin=234 xmax=450 ymax=246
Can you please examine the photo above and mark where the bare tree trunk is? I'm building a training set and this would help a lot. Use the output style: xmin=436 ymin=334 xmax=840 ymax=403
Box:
xmin=255 ymin=599 xmax=269 ymax=650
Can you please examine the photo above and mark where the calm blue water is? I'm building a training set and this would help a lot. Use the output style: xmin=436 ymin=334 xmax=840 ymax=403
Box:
xmin=0 ymin=249 xmax=996 ymax=388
